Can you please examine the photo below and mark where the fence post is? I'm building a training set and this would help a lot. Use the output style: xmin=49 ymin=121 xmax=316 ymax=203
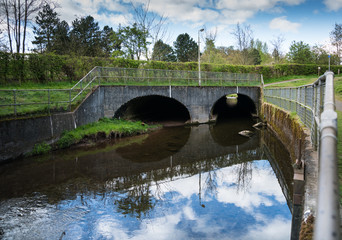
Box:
xmin=48 ymin=89 xmax=50 ymax=113
xmin=13 ymin=89 xmax=17 ymax=117
xmin=69 ymin=89 xmax=71 ymax=111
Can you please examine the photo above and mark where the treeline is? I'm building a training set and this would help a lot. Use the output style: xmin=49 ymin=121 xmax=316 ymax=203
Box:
xmin=0 ymin=52 xmax=340 ymax=84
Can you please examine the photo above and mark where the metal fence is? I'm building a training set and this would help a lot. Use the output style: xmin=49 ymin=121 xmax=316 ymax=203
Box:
xmin=264 ymin=77 xmax=325 ymax=148
xmin=264 ymin=71 xmax=340 ymax=240
xmin=0 ymin=67 xmax=262 ymax=119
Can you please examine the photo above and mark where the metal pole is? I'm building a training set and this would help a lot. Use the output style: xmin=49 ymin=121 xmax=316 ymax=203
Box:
xmin=13 ymin=89 xmax=17 ymax=117
xmin=314 ymin=71 xmax=340 ymax=240
xmin=198 ymin=28 xmax=204 ymax=86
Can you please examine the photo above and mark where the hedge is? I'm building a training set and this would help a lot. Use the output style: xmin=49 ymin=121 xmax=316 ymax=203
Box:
xmin=0 ymin=52 xmax=340 ymax=84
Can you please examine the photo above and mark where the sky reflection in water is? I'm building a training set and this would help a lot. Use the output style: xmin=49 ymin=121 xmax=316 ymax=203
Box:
xmin=56 ymin=160 xmax=291 ymax=240
xmin=0 ymin=123 xmax=292 ymax=240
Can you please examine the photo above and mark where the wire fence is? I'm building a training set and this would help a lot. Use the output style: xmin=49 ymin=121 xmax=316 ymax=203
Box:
xmin=264 ymin=79 xmax=325 ymax=148
xmin=0 ymin=67 xmax=262 ymax=119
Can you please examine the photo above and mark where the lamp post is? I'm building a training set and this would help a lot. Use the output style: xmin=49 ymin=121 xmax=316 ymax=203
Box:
xmin=198 ymin=28 xmax=204 ymax=86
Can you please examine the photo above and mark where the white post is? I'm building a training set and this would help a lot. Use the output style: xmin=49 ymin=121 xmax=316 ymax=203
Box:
xmin=198 ymin=28 xmax=204 ymax=86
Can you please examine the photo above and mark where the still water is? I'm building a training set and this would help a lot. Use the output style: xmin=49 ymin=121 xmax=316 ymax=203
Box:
xmin=0 ymin=119 xmax=293 ymax=240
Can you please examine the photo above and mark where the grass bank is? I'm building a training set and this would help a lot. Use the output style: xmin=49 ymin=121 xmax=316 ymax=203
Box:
xmin=57 ymin=118 xmax=160 ymax=149
xmin=28 ymin=118 xmax=160 ymax=156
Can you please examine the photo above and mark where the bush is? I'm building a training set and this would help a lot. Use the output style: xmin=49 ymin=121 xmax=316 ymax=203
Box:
xmin=1 ymin=52 xmax=341 ymax=84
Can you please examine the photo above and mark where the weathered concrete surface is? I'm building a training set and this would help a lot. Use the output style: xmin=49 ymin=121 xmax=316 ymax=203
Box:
xmin=103 ymin=86 xmax=261 ymax=123
xmin=262 ymin=102 xmax=318 ymax=231
xmin=0 ymin=87 xmax=105 ymax=162
xmin=0 ymin=85 xmax=261 ymax=162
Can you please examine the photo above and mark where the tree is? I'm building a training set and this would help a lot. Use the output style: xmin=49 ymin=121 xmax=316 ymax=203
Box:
xmin=69 ymin=15 xmax=102 ymax=57
xmin=32 ymin=4 xmax=59 ymax=53
xmin=117 ymin=23 xmax=150 ymax=60
xmin=231 ymin=23 xmax=253 ymax=64
xmin=130 ymin=0 xmax=168 ymax=59
xmin=152 ymin=39 xmax=175 ymax=61
xmin=100 ymin=25 xmax=115 ymax=57
xmin=173 ymin=33 xmax=198 ymax=62
xmin=287 ymin=41 xmax=314 ymax=64
xmin=312 ymin=45 xmax=340 ymax=65
xmin=330 ymin=23 xmax=342 ymax=62
xmin=270 ymin=35 xmax=285 ymax=63
xmin=0 ymin=0 xmax=44 ymax=53
xmin=51 ymin=20 xmax=70 ymax=55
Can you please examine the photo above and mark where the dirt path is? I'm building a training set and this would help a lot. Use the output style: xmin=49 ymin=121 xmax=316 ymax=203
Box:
xmin=263 ymin=79 xmax=301 ymax=87
xmin=336 ymin=99 xmax=342 ymax=112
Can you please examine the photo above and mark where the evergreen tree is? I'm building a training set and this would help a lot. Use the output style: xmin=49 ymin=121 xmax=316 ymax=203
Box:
xmin=32 ymin=4 xmax=59 ymax=53
xmin=152 ymin=40 xmax=176 ymax=61
xmin=173 ymin=33 xmax=198 ymax=62
xmin=51 ymin=20 xmax=70 ymax=55
xmin=70 ymin=15 xmax=102 ymax=57
xmin=287 ymin=41 xmax=314 ymax=64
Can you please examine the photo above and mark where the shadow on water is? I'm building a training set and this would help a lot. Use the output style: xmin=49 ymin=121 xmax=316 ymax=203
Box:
xmin=0 ymin=118 xmax=294 ymax=240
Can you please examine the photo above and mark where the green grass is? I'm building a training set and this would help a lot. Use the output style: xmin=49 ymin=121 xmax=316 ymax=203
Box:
xmin=57 ymin=118 xmax=159 ymax=149
xmin=337 ymin=111 xmax=342 ymax=204
xmin=0 ymin=77 xmax=261 ymax=119
xmin=264 ymin=75 xmax=318 ymax=85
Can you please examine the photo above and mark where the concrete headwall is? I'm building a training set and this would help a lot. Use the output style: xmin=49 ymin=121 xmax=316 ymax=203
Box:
xmin=0 ymin=87 xmax=105 ymax=162
xmin=0 ymin=85 xmax=260 ymax=162
xmin=103 ymin=85 xmax=261 ymax=123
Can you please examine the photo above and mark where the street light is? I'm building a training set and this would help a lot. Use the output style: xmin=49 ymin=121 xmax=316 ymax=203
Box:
xmin=198 ymin=28 xmax=204 ymax=86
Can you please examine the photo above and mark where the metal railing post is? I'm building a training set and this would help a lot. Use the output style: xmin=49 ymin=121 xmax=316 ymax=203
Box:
xmin=314 ymin=71 xmax=340 ymax=240
xmin=13 ymin=89 xmax=17 ymax=117
xmin=48 ymin=89 xmax=50 ymax=113
xmin=69 ymin=89 xmax=72 ymax=111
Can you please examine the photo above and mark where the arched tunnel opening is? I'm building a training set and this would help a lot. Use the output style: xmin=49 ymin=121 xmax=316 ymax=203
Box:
xmin=211 ymin=94 xmax=257 ymax=122
xmin=114 ymin=95 xmax=191 ymax=125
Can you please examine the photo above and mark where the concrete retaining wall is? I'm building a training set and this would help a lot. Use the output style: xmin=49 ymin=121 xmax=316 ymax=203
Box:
xmin=262 ymin=102 xmax=318 ymax=238
xmin=0 ymin=87 xmax=104 ymax=162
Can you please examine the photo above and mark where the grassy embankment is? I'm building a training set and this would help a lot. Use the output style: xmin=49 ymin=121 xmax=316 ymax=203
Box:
xmin=334 ymin=76 xmax=342 ymax=201
xmin=29 ymin=118 xmax=160 ymax=156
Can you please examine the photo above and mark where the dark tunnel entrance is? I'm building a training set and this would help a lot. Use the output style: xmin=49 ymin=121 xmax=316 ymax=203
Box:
xmin=114 ymin=95 xmax=191 ymax=126
xmin=211 ymin=94 xmax=257 ymax=122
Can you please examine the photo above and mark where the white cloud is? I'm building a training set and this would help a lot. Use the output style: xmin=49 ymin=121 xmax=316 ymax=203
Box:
xmin=324 ymin=0 xmax=342 ymax=11
xmin=269 ymin=16 xmax=301 ymax=33
xmin=55 ymin=0 xmax=307 ymax=28
xmin=241 ymin=216 xmax=291 ymax=240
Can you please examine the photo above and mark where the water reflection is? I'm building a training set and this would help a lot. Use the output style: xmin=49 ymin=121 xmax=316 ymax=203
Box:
xmin=0 ymin=121 xmax=293 ymax=240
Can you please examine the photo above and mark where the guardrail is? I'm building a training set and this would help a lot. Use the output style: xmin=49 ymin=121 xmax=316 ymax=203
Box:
xmin=0 ymin=67 xmax=262 ymax=119
xmin=264 ymin=71 xmax=340 ymax=240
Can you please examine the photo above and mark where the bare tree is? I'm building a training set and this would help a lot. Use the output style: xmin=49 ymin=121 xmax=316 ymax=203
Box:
xmin=203 ymin=26 xmax=217 ymax=63
xmin=270 ymin=35 xmax=285 ymax=63
xmin=129 ymin=0 xmax=168 ymax=60
xmin=231 ymin=23 xmax=253 ymax=64
xmin=0 ymin=0 xmax=45 ymax=53
xmin=330 ymin=23 xmax=342 ymax=62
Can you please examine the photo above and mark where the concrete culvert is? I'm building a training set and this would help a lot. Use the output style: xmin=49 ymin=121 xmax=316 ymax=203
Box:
xmin=114 ymin=95 xmax=191 ymax=125
xmin=211 ymin=94 xmax=257 ymax=122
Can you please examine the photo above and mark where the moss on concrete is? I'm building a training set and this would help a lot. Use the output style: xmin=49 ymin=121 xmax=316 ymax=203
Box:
xmin=262 ymin=103 xmax=307 ymax=163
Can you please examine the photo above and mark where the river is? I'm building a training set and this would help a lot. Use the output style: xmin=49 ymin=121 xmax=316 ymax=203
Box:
xmin=0 ymin=119 xmax=293 ymax=240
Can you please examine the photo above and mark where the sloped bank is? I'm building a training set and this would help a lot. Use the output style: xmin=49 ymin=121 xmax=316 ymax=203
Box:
xmin=262 ymin=102 xmax=318 ymax=240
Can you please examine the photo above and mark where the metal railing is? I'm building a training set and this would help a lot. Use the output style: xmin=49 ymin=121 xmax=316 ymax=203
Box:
xmin=0 ymin=67 xmax=262 ymax=119
xmin=264 ymin=71 xmax=340 ymax=240
xmin=264 ymin=77 xmax=325 ymax=148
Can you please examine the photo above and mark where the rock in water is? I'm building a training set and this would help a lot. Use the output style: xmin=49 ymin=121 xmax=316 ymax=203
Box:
xmin=238 ymin=130 xmax=254 ymax=138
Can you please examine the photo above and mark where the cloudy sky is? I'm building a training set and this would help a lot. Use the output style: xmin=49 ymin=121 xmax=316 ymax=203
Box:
xmin=54 ymin=0 xmax=342 ymax=53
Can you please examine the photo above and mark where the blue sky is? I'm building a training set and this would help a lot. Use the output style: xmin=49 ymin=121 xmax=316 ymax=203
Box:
xmin=55 ymin=0 xmax=342 ymax=54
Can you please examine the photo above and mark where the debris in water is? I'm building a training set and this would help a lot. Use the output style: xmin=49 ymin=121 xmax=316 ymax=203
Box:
xmin=238 ymin=130 xmax=254 ymax=138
